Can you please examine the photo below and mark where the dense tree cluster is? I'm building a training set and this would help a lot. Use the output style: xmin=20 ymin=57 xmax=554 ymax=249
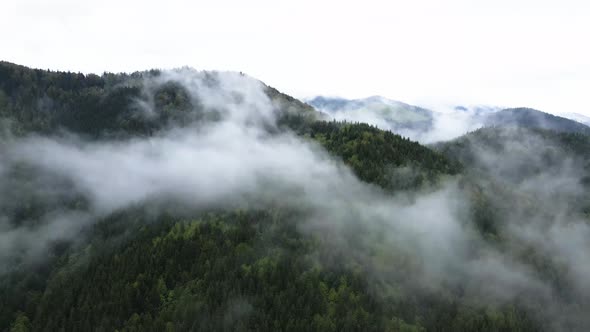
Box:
xmin=1 ymin=63 xmax=586 ymax=331
xmin=0 ymin=62 xmax=316 ymax=139
xmin=305 ymin=121 xmax=461 ymax=190
xmin=2 ymin=206 xmax=540 ymax=332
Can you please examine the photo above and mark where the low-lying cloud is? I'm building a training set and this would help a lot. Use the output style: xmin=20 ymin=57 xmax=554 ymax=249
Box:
xmin=0 ymin=70 xmax=589 ymax=330
xmin=308 ymin=97 xmax=491 ymax=143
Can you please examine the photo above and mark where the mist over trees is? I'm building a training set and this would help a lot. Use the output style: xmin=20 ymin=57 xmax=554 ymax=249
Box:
xmin=1 ymin=62 xmax=590 ymax=331
xmin=308 ymin=96 xmax=590 ymax=143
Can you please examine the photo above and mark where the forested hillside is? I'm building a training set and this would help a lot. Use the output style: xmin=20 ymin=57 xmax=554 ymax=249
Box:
xmin=1 ymin=62 xmax=589 ymax=331
xmin=483 ymin=108 xmax=590 ymax=136
xmin=0 ymin=61 xmax=317 ymax=138
xmin=306 ymin=96 xmax=434 ymax=132
xmin=307 ymin=96 xmax=590 ymax=143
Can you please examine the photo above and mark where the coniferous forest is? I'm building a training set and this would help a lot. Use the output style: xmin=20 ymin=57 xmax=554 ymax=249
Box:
xmin=1 ymin=61 xmax=590 ymax=331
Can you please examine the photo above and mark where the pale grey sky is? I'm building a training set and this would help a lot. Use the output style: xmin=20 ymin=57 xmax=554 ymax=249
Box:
xmin=2 ymin=0 xmax=589 ymax=115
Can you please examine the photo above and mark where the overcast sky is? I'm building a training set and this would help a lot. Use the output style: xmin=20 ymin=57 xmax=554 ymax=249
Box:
xmin=2 ymin=0 xmax=589 ymax=115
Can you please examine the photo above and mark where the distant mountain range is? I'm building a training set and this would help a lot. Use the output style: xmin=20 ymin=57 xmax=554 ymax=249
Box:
xmin=453 ymin=105 xmax=502 ymax=115
xmin=308 ymin=96 xmax=590 ymax=140
xmin=484 ymin=108 xmax=590 ymax=136
xmin=561 ymin=112 xmax=590 ymax=126
xmin=307 ymin=96 xmax=434 ymax=132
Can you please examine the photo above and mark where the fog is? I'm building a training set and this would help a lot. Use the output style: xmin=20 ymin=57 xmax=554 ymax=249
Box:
xmin=308 ymin=97 xmax=493 ymax=143
xmin=1 ymin=70 xmax=589 ymax=330
xmin=398 ymin=107 xmax=486 ymax=143
xmin=443 ymin=127 xmax=590 ymax=330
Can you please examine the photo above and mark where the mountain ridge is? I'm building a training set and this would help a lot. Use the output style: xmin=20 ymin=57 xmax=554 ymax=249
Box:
xmin=308 ymin=95 xmax=590 ymax=140
xmin=2 ymin=62 xmax=590 ymax=332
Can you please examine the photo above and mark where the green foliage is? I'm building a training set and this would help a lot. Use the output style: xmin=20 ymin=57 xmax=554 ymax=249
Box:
xmin=9 ymin=313 xmax=31 ymax=332
xmin=2 ymin=206 xmax=536 ymax=332
xmin=26 ymin=212 xmax=386 ymax=331
xmin=0 ymin=61 xmax=318 ymax=139
xmin=306 ymin=121 xmax=461 ymax=190
xmin=0 ymin=63 xmax=557 ymax=332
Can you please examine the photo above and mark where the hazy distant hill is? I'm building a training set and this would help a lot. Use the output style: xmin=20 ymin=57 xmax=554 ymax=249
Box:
xmin=454 ymin=105 xmax=501 ymax=115
xmin=482 ymin=107 xmax=590 ymax=135
xmin=561 ymin=112 xmax=590 ymax=126
xmin=307 ymin=95 xmax=434 ymax=132
xmin=309 ymin=96 xmax=590 ymax=140
xmin=436 ymin=126 xmax=590 ymax=179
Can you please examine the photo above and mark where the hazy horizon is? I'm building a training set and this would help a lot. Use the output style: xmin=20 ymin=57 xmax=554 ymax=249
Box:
xmin=3 ymin=0 xmax=589 ymax=116
xmin=3 ymin=3 xmax=590 ymax=327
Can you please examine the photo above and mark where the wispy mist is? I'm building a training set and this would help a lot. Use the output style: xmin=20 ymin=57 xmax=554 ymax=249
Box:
xmin=1 ymin=70 xmax=589 ymax=330
xmin=307 ymin=96 xmax=493 ymax=143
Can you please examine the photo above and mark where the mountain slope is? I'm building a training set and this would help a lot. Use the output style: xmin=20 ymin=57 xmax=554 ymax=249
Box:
xmin=1 ymin=63 xmax=474 ymax=332
xmin=1 ymin=62 xmax=589 ymax=332
xmin=435 ymin=126 xmax=590 ymax=232
xmin=307 ymin=96 xmax=434 ymax=132
xmin=308 ymin=96 xmax=590 ymax=141
xmin=482 ymin=107 xmax=590 ymax=135
xmin=560 ymin=112 xmax=590 ymax=126
xmin=0 ymin=61 xmax=318 ymax=138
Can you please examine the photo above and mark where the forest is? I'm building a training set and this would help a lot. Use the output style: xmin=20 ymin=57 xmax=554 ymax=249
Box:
xmin=1 ymin=61 xmax=589 ymax=331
